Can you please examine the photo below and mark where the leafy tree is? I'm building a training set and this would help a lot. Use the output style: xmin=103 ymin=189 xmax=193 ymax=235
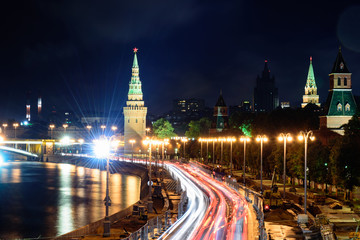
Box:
xmin=152 ymin=118 xmax=176 ymax=139
xmin=185 ymin=118 xmax=211 ymax=138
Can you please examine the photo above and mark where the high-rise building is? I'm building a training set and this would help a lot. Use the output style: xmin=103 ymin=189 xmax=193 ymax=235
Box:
xmin=173 ymin=98 xmax=205 ymax=113
xmin=253 ymin=60 xmax=279 ymax=112
xmin=301 ymin=57 xmax=320 ymax=108
xmin=26 ymin=91 xmax=31 ymax=121
xmin=210 ymin=91 xmax=229 ymax=134
xmin=320 ymin=47 xmax=357 ymax=135
xmin=123 ymin=48 xmax=147 ymax=153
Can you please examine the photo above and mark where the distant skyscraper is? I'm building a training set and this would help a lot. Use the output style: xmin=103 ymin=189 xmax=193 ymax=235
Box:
xmin=301 ymin=57 xmax=320 ymax=108
xmin=210 ymin=91 xmax=229 ymax=134
xmin=37 ymin=94 xmax=42 ymax=119
xmin=253 ymin=60 xmax=279 ymax=112
xmin=26 ymin=91 xmax=31 ymax=121
xmin=320 ymin=47 xmax=357 ymax=135
xmin=123 ymin=48 xmax=147 ymax=153
xmin=173 ymin=98 xmax=205 ymax=113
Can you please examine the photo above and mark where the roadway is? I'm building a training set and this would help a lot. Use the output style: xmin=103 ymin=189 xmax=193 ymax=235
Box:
xmin=159 ymin=162 xmax=253 ymax=240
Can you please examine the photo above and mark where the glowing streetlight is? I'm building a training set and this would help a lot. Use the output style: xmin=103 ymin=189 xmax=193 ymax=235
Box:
xmin=298 ymin=130 xmax=315 ymax=215
xmin=146 ymin=128 xmax=150 ymax=136
xmin=86 ymin=125 xmax=92 ymax=131
xmin=49 ymin=124 xmax=55 ymax=139
xmin=111 ymin=126 xmax=117 ymax=132
xmin=181 ymin=138 xmax=188 ymax=159
xmin=2 ymin=124 xmax=8 ymax=137
xmin=93 ymin=136 xmax=119 ymax=237
xmin=101 ymin=125 xmax=106 ymax=134
xmin=13 ymin=123 xmax=19 ymax=138
xmin=129 ymin=139 xmax=136 ymax=161
xmin=278 ymin=133 xmax=292 ymax=199
xmin=240 ymin=136 xmax=251 ymax=186
xmin=256 ymin=135 xmax=268 ymax=194
xmin=142 ymin=137 xmax=161 ymax=213
xmin=212 ymin=138 xmax=218 ymax=168
xmin=199 ymin=138 xmax=203 ymax=162
xmin=62 ymin=124 xmax=68 ymax=133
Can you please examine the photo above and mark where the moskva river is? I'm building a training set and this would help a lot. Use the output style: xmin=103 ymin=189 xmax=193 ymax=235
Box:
xmin=0 ymin=161 xmax=141 ymax=239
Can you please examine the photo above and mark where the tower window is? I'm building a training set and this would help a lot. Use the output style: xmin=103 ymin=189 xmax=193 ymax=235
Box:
xmin=345 ymin=103 xmax=350 ymax=111
xmin=337 ymin=103 xmax=342 ymax=111
xmin=338 ymin=77 xmax=341 ymax=86
xmin=344 ymin=77 xmax=347 ymax=86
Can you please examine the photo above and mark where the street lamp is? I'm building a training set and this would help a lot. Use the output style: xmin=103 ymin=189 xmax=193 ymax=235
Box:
xmin=226 ymin=137 xmax=236 ymax=176
xmin=142 ymin=137 xmax=160 ymax=213
xmin=129 ymin=139 xmax=136 ymax=161
xmin=86 ymin=125 xmax=92 ymax=131
xmin=111 ymin=126 xmax=117 ymax=132
xmin=181 ymin=138 xmax=188 ymax=160
xmin=218 ymin=137 xmax=226 ymax=165
xmin=298 ymin=130 xmax=315 ymax=215
xmin=256 ymin=135 xmax=268 ymax=194
xmin=2 ymin=124 xmax=8 ymax=137
xmin=146 ymin=128 xmax=150 ymax=136
xmin=101 ymin=125 xmax=106 ymax=134
xmin=206 ymin=138 xmax=209 ymax=164
xmin=93 ymin=136 xmax=119 ymax=237
xmin=212 ymin=138 xmax=218 ymax=168
xmin=13 ymin=123 xmax=19 ymax=138
xmin=62 ymin=124 xmax=68 ymax=133
xmin=199 ymin=138 xmax=203 ymax=163
xmin=49 ymin=124 xmax=55 ymax=139
xmin=278 ymin=133 xmax=292 ymax=199
xmin=240 ymin=136 xmax=251 ymax=186
xmin=78 ymin=138 xmax=84 ymax=153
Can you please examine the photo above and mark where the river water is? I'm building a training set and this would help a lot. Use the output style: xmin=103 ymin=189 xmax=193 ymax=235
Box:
xmin=0 ymin=161 xmax=141 ymax=239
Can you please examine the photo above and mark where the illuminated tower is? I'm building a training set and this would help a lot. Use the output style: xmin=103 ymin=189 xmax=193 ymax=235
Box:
xmin=38 ymin=94 xmax=42 ymax=119
xmin=26 ymin=91 xmax=31 ymax=121
xmin=123 ymin=48 xmax=147 ymax=153
xmin=301 ymin=57 xmax=320 ymax=108
xmin=320 ymin=47 xmax=357 ymax=135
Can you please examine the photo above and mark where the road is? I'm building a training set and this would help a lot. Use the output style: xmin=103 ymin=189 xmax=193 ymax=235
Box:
xmin=159 ymin=162 xmax=252 ymax=240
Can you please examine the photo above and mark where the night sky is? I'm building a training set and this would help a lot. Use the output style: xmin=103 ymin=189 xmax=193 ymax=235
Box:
xmin=1 ymin=0 xmax=360 ymax=121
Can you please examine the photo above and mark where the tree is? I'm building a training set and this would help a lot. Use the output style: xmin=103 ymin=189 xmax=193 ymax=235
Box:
xmin=185 ymin=118 xmax=211 ymax=138
xmin=152 ymin=118 xmax=176 ymax=139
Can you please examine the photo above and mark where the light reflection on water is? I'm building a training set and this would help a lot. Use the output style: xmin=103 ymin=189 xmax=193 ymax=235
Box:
xmin=0 ymin=161 xmax=141 ymax=239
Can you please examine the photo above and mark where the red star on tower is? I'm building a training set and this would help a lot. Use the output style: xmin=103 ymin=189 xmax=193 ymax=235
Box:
xmin=133 ymin=47 xmax=138 ymax=53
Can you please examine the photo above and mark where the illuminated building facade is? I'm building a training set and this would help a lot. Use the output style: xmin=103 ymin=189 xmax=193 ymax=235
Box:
xmin=123 ymin=48 xmax=147 ymax=153
xmin=210 ymin=91 xmax=229 ymax=134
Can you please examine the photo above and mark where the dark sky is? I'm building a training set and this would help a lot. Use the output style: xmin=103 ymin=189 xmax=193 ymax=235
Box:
xmin=1 ymin=0 xmax=360 ymax=121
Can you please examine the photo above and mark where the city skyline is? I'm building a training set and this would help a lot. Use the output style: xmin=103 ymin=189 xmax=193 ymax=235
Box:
xmin=0 ymin=1 xmax=360 ymax=120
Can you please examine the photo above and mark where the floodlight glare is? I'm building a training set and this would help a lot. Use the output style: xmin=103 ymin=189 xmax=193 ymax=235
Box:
xmin=94 ymin=139 xmax=111 ymax=158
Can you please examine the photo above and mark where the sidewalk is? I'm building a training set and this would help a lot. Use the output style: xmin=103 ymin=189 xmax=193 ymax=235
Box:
xmin=217 ymin=164 xmax=360 ymax=239
xmin=81 ymin=169 xmax=179 ymax=240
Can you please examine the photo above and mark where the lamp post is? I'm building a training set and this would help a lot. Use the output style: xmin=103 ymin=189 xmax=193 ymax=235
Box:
xmin=298 ymin=130 xmax=315 ymax=215
xmin=78 ymin=138 xmax=84 ymax=153
xmin=129 ymin=139 xmax=136 ymax=161
xmin=93 ymin=136 xmax=118 ymax=237
xmin=240 ymin=136 xmax=251 ymax=186
xmin=199 ymin=138 xmax=203 ymax=163
xmin=146 ymin=128 xmax=150 ymax=136
xmin=256 ymin=135 xmax=268 ymax=194
xmin=227 ymin=137 xmax=236 ymax=176
xmin=86 ymin=125 xmax=92 ymax=131
xmin=142 ymin=137 xmax=159 ymax=213
xmin=212 ymin=138 xmax=217 ymax=168
xmin=62 ymin=124 xmax=68 ymax=133
xmin=206 ymin=138 xmax=209 ymax=164
xmin=2 ymin=124 xmax=7 ymax=137
xmin=218 ymin=137 xmax=225 ymax=165
xmin=181 ymin=138 xmax=188 ymax=160
xmin=111 ymin=126 xmax=117 ymax=132
xmin=278 ymin=133 xmax=292 ymax=199
xmin=49 ymin=124 xmax=55 ymax=139
xmin=13 ymin=123 xmax=19 ymax=138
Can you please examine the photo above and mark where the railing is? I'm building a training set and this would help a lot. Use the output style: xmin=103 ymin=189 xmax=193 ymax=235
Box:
xmin=121 ymin=210 xmax=171 ymax=240
xmin=225 ymin=178 xmax=267 ymax=240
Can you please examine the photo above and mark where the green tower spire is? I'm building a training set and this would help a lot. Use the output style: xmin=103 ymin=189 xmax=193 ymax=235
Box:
xmin=306 ymin=56 xmax=316 ymax=88
xmin=128 ymin=48 xmax=143 ymax=96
